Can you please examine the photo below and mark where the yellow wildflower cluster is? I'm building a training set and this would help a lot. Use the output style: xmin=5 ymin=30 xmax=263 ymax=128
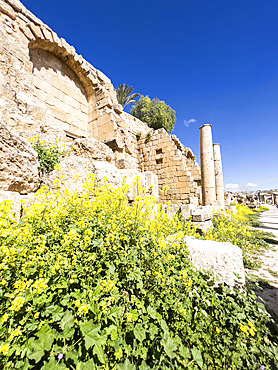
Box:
xmin=0 ymin=344 xmax=9 ymax=356
xmin=179 ymin=270 xmax=187 ymax=279
xmin=125 ymin=312 xmax=133 ymax=323
xmin=9 ymin=297 xmax=25 ymax=312
xmin=100 ymin=297 xmax=114 ymax=314
xmin=239 ymin=320 xmax=256 ymax=337
xmin=100 ymin=279 xmax=117 ymax=293
xmin=32 ymin=278 xmax=48 ymax=295
xmin=9 ymin=327 xmax=22 ymax=341
xmin=77 ymin=305 xmax=88 ymax=317
xmin=2 ymin=313 xmax=9 ymax=323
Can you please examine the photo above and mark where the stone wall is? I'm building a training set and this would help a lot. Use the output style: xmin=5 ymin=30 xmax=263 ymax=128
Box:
xmin=0 ymin=0 xmax=202 ymax=204
xmin=138 ymin=129 xmax=201 ymax=204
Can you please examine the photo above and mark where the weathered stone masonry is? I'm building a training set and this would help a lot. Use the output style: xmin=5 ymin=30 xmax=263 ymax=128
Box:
xmin=0 ymin=0 xmax=207 ymax=205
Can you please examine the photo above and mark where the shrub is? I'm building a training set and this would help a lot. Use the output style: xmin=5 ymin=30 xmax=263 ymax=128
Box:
xmin=0 ymin=181 xmax=277 ymax=369
xmin=202 ymin=205 xmax=270 ymax=269
xmin=131 ymin=96 xmax=176 ymax=133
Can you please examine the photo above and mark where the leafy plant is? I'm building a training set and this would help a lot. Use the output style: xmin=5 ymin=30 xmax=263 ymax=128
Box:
xmin=0 ymin=182 xmax=277 ymax=369
xmin=131 ymin=96 xmax=176 ymax=133
xmin=202 ymin=205 xmax=271 ymax=269
xmin=29 ymin=136 xmax=66 ymax=174
xmin=145 ymin=131 xmax=152 ymax=143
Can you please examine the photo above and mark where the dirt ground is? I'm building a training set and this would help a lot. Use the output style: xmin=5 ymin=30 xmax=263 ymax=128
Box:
xmin=247 ymin=205 xmax=278 ymax=317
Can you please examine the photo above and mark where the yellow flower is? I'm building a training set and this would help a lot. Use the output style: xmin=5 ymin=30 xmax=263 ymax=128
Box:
xmin=0 ymin=343 xmax=10 ymax=355
xmin=32 ymin=278 xmax=48 ymax=295
xmin=9 ymin=327 xmax=22 ymax=340
xmin=38 ymin=321 xmax=45 ymax=330
xmin=2 ymin=313 xmax=9 ymax=323
xmin=34 ymin=312 xmax=39 ymax=319
xmin=74 ymin=300 xmax=81 ymax=307
xmin=126 ymin=312 xmax=133 ymax=322
xmin=9 ymin=297 xmax=25 ymax=312
xmin=77 ymin=305 xmax=88 ymax=317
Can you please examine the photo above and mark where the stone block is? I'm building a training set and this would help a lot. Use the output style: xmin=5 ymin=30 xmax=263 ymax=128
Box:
xmin=28 ymin=22 xmax=43 ymax=39
xmin=191 ymin=206 xmax=213 ymax=222
xmin=184 ymin=236 xmax=245 ymax=288
xmin=67 ymin=137 xmax=114 ymax=162
xmin=0 ymin=1 xmax=16 ymax=19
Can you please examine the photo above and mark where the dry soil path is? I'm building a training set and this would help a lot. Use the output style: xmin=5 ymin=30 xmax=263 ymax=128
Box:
xmin=249 ymin=205 xmax=278 ymax=316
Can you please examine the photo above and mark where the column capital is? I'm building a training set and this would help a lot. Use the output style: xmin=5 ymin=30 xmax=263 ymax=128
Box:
xmin=199 ymin=124 xmax=212 ymax=130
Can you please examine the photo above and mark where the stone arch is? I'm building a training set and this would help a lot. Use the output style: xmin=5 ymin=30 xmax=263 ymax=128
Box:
xmin=28 ymin=39 xmax=96 ymax=138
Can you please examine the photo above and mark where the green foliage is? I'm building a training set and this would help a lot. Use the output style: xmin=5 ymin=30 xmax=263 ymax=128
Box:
xmin=144 ymin=131 xmax=152 ymax=143
xmin=116 ymin=84 xmax=139 ymax=109
xmin=0 ymin=182 xmax=277 ymax=369
xmin=203 ymin=205 xmax=270 ymax=269
xmin=130 ymin=96 xmax=176 ymax=133
xmin=30 ymin=136 xmax=66 ymax=174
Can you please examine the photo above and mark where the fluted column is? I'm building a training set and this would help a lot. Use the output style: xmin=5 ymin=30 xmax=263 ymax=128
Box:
xmin=213 ymin=144 xmax=225 ymax=209
xmin=199 ymin=124 xmax=216 ymax=206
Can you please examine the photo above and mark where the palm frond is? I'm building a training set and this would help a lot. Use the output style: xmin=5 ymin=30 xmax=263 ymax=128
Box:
xmin=116 ymin=84 xmax=139 ymax=109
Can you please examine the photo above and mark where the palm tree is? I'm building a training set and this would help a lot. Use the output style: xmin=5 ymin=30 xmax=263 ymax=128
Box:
xmin=116 ymin=83 xmax=139 ymax=109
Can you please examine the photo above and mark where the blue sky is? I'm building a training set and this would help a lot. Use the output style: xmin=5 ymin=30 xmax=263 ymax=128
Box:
xmin=21 ymin=0 xmax=278 ymax=191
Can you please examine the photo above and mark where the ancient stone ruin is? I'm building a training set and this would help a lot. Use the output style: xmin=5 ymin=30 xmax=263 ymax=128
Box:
xmin=0 ymin=0 xmax=246 ymax=288
xmin=0 ymin=0 xmax=227 ymax=208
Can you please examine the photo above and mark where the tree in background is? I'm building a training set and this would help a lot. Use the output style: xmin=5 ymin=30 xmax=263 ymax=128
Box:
xmin=130 ymin=95 xmax=176 ymax=133
xmin=116 ymin=83 xmax=139 ymax=109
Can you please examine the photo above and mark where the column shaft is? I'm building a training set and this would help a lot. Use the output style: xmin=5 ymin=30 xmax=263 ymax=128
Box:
xmin=213 ymin=144 xmax=225 ymax=209
xmin=199 ymin=124 xmax=216 ymax=206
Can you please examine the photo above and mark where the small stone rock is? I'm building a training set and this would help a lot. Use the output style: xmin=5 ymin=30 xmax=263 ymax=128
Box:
xmin=68 ymin=138 xmax=114 ymax=162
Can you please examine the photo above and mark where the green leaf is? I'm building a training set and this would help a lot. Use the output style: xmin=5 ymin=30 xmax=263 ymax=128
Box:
xmin=106 ymin=324 xmax=118 ymax=340
xmin=161 ymin=337 xmax=177 ymax=359
xmin=192 ymin=346 xmax=203 ymax=368
xmin=160 ymin=319 xmax=169 ymax=333
xmin=26 ymin=322 xmax=38 ymax=331
xmin=117 ymin=358 xmax=136 ymax=370
xmin=134 ymin=324 xmax=146 ymax=342
xmin=80 ymin=320 xmax=101 ymax=350
xmin=60 ymin=294 xmax=70 ymax=306
xmin=129 ymin=267 xmax=142 ymax=281
xmin=52 ymin=306 xmax=64 ymax=322
xmin=76 ymin=359 xmax=96 ymax=370
xmin=60 ymin=310 xmax=74 ymax=331
xmin=108 ymin=306 xmax=123 ymax=320
xmin=149 ymin=323 xmax=158 ymax=340
xmin=139 ymin=361 xmax=150 ymax=370
xmin=60 ymin=327 xmax=75 ymax=339
xmin=18 ymin=358 xmax=30 ymax=370
xmin=147 ymin=306 xmax=157 ymax=319
xmin=28 ymin=336 xmax=52 ymax=362
xmin=65 ymin=349 xmax=78 ymax=363
xmin=42 ymin=357 xmax=56 ymax=370
xmin=93 ymin=342 xmax=106 ymax=364
xmin=179 ymin=345 xmax=190 ymax=359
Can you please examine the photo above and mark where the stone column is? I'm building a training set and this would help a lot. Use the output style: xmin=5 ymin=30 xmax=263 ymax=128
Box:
xmin=199 ymin=124 xmax=216 ymax=206
xmin=213 ymin=144 xmax=225 ymax=209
